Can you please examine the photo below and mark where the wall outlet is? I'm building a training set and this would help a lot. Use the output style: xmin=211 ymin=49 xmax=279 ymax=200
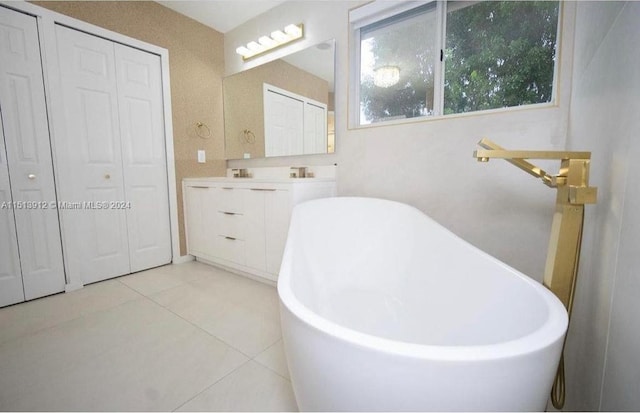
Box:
xmin=244 ymin=153 xmax=251 ymax=159
xmin=197 ymin=150 xmax=206 ymax=163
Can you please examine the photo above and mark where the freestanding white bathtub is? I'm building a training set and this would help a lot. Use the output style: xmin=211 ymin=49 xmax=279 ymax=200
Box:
xmin=278 ymin=197 xmax=568 ymax=411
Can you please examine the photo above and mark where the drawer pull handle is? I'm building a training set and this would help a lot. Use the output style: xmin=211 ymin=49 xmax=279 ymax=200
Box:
xmin=222 ymin=187 xmax=234 ymax=190
xmin=225 ymin=236 xmax=236 ymax=241
xmin=223 ymin=212 xmax=236 ymax=215
xmin=190 ymin=186 xmax=208 ymax=189
xmin=250 ymin=188 xmax=277 ymax=191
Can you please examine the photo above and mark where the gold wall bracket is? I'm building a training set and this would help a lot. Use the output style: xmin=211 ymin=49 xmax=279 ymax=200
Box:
xmin=473 ymin=138 xmax=598 ymax=409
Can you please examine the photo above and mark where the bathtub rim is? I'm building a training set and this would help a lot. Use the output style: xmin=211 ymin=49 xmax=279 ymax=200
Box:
xmin=277 ymin=196 xmax=569 ymax=362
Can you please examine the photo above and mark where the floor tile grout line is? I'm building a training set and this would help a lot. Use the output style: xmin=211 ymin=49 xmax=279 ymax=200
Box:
xmin=253 ymin=359 xmax=291 ymax=382
xmin=130 ymin=275 xmax=290 ymax=410
xmin=141 ymin=286 xmax=259 ymax=360
xmin=2 ymin=265 xmax=293 ymax=412
xmin=171 ymin=358 xmax=255 ymax=412
xmin=114 ymin=276 xmax=271 ymax=412
xmin=0 ymin=268 xmax=277 ymax=358
xmin=0 ymin=281 xmax=142 ymax=349
xmin=116 ymin=277 xmax=152 ymax=299
xmin=125 ymin=269 xmax=282 ymax=360
xmin=252 ymin=340 xmax=292 ymax=382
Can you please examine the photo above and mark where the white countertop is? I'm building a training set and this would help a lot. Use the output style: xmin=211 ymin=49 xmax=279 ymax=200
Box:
xmin=183 ymin=176 xmax=335 ymax=184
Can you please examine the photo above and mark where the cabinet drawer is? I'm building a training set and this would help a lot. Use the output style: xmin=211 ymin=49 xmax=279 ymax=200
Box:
xmin=217 ymin=187 xmax=243 ymax=213
xmin=217 ymin=212 xmax=245 ymax=240
xmin=215 ymin=235 xmax=245 ymax=264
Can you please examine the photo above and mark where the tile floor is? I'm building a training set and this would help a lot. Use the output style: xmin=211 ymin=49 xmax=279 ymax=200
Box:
xmin=0 ymin=261 xmax=298 ymax=411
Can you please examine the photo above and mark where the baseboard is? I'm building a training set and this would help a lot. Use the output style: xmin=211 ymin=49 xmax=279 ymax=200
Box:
xmin=172 ymin=255 xmax=195 ymax=264
xmin=195 ymin=257 xmax=277 ymax=287
xmin=64 ymin=282 xmax=83 ymax=293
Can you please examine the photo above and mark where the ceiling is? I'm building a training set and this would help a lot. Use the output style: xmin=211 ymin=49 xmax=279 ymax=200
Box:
xmin=155 ymin=0 xmax=286 ymax=33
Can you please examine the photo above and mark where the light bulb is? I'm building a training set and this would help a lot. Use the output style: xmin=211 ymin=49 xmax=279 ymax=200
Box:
xmin=271 ymin=30 xmax=288 ymax=43
xmin=236 ymin=46 xmax=251 ymax=57
xmin=258 ymin=36 xmax=276 ymax=47
xmin=246 ymin=41 xmax=264 ymax=52
xmin=284 ymin=24 xmax=302 ymax=38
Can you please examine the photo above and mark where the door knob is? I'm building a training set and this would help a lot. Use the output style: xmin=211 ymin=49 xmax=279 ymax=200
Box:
xmin=28 ymin=174 xmax=36 ymax=180
xmin=105 ymin=174 xmax=111 ymax=180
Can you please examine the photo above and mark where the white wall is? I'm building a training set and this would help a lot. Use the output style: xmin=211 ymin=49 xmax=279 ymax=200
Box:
xmin=226 ymin=1 xmax=576 ymax=281
xmin=565 ymin=1 xmax=640 ymax=410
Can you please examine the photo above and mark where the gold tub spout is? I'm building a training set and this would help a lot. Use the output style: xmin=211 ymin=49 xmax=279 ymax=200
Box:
xmin=473 ymin=137 xmax=593 ymax=189
xmin=473 ymin=138 xmax=598 ymax=409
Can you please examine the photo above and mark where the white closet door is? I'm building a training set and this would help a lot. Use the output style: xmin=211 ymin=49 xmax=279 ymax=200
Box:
xmin=0 ymin=7 xmax=65 ymax=301
xmin=54 ymin=25 xmax=130 ymax=284
xmin=303 ymin=102 xmax=327 ymax=155
xmin=0 ymin=111 xmax=23 ymax=307
xmin=115 ymin=44 xmax=171 ymax=272
xmin=264 ymin=89 xmax=304 ymax=157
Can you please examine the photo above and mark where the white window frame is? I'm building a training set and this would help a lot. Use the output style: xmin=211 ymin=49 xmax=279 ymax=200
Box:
xmin=349 ymin=0 xmax=564 ymax=128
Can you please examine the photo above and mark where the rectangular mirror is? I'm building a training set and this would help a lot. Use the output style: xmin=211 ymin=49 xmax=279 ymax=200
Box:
xmin=223 ymin=39 xmax=335 ymax=159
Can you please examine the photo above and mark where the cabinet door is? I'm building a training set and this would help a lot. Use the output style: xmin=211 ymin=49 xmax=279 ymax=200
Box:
xmin=185 ymin=186 xmax=206 ymax=256
xmin=244 ymin=189 xmax=266 ymax=271
xmin=0 ymin=8 xmax=65 ymax=301
xmin=115 ymin=44 xmax=171 ymax=272
xmin=54 ymin=25 xmax=130 ymax=284
xmin=265 ymin=190 xmax=291 ymax=275
xmin=185 ymin=185 xmax=217 ymax=256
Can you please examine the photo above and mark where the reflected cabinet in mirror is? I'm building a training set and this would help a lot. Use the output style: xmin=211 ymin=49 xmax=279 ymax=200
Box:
xmin=224 ymin=39 xmax=335 ymax=159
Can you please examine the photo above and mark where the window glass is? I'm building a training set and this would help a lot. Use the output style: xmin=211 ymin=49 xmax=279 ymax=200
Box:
xmin=359 ymin=3 xmax=438 ymax=124
xmin=444 ymin=1 xmax=559 ymax=114
xmin=352 ymin=1 xmax=561 ymax=126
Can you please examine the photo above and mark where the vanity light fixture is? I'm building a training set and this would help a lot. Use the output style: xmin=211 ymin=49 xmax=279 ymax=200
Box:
xmin=374 ymin=65 xmax=400 ymax=88
xmin=235 ymin=23 xmax=305 ymax=61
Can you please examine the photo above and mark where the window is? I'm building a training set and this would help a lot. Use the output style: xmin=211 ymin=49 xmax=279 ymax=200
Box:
xmin=359 ymin=3 xmax=439 ymax=124
xmin=352 ymin=1 xmax=560 ymax=126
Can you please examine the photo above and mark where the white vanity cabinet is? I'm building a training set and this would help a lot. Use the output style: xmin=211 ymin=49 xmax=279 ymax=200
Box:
xmin=183 ymin=178 xmax=336 ymax=282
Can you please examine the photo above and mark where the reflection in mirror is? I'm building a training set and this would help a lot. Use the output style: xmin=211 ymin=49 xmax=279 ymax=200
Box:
xmin=224 ymin=39 xmax=335 ymax=159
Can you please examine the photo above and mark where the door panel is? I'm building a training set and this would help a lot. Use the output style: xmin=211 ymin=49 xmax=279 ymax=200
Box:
xmin=0 ymin=111 xmax=24 ymax=307
xmin=115 ymin=44 xmax=171 ymax=272
xmin=79 ymin=89 xmax=117 ymax=163
xmin=264 ymin=89 xmax=304 ymax=157
xmin=303 ymin=102 xmax=327 ymax=155
xmin=0 ymin=7 xmax=65 ymax=301
xmin=54 ymin=24 xmax=130 ymax=284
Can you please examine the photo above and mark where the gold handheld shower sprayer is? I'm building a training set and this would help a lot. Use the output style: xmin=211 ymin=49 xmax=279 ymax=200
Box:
xmin=473 ymin=138 xmax=597 ymax=409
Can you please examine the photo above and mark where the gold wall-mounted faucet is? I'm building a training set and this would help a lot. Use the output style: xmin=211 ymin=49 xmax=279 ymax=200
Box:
xmin=474 ymin=137 xmax=594 ymax=190
xmin=473 ymin=138 xmax=597 ymax=409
